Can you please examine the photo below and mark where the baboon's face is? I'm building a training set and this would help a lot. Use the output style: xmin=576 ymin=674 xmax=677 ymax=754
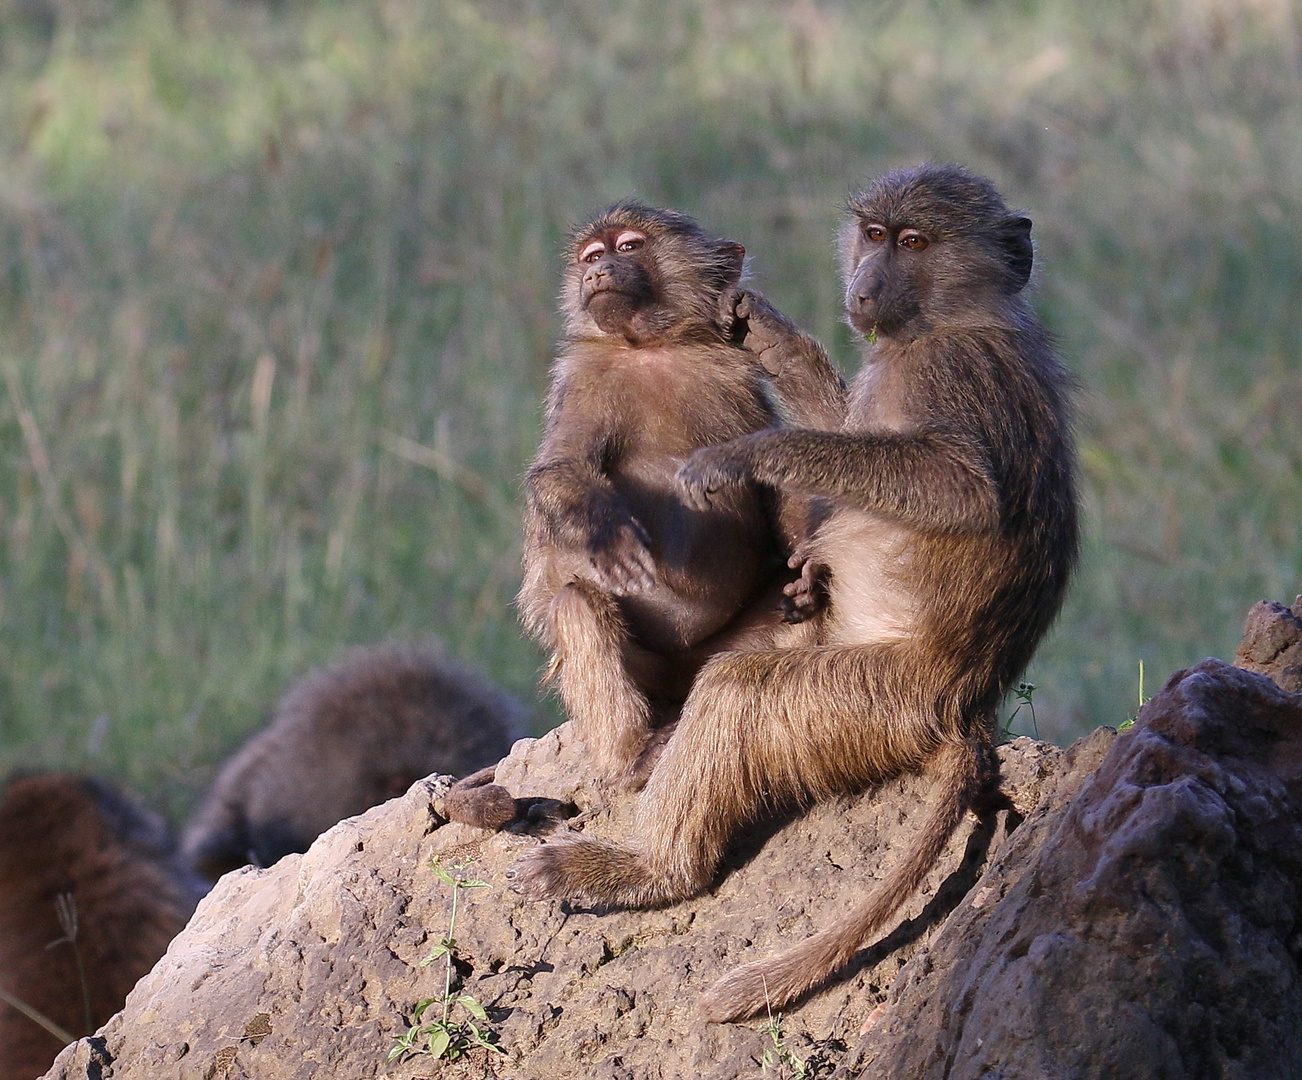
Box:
xmin=563 ymin=205 xmax=745 ymax=346
xmin=841 ymin=217 xmax=934 ymax=338
xmin=576 ymin=223 xmax=657 ymax=336
xmin=839 ymin=166 xmax=1036 ymax=342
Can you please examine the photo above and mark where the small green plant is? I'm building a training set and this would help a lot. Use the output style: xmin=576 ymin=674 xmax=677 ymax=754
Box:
xmin=999 ymin=681 xmax=1040 ymax=742
xmin=388 ymin=860 xmax=505 ymax=1064
xmin=757 ymin=989 xmax=807 ymax=1079
xmin=1118 ymin=659 xmax=1149 ymax=732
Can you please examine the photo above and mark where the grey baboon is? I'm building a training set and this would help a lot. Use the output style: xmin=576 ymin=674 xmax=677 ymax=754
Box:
xmin=512 ymin=201 xmax=844 ymax=789
xmin=183 ymin=644 xmax=529 ymax=878
xmin=508 ymin=165 xmax=1078 ymax=1021
xmin=0 ymin=774 xmax=204 ymax=1080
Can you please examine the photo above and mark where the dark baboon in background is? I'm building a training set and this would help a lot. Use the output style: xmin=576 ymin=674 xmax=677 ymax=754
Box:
xmin=509 ymin=165 xmax=1078 ymax=1021
xmin=0 ymin=774 xmax=204 ymax=1080
xmin=515 ymin=201 xmax=844 ymax=787
xmin=183 ymin=644 xmax=529 ymax=879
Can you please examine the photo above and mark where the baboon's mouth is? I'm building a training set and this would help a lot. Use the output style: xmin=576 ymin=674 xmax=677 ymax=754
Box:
xmin=584 ymin=284 xmax=643 ymax=313
xmin=849 ymin=303 xmax=916 ymax=339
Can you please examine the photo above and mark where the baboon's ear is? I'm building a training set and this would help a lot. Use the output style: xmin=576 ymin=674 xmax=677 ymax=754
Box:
xmin=717 ymin=241 xmax=746 ymax=287
xmin=1001 ymin=216 xmax=1034 ymax=292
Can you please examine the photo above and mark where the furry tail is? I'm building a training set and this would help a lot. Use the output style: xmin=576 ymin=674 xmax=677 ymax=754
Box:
xmin=699 ymin=735 xmax=984 ymax=1022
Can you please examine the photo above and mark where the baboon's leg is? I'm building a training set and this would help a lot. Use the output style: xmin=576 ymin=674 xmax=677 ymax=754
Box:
xmin=548 ymin=579 xmax=662 ymax=781
xmin=510 ymin=642 xmax=939 ymax=906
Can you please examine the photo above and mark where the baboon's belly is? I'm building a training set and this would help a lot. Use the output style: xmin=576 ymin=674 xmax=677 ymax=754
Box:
xmin=817 ymin=509 xmax=920 ymax=645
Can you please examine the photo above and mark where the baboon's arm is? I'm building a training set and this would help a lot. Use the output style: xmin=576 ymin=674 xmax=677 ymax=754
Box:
xmin=733 ymin=291 xmax=847 ymax=431
xmin=679 ymin=425 xmax=997 ymax=535
xmin=526 ymin=401 xmax=635 ymax=540
xmin=526 ymin=407 xmax=655 ymax=589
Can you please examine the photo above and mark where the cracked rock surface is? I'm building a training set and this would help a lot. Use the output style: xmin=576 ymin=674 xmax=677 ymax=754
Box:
xmin=1235 ymin=594 xmax=1302 ymax=693
xmin=41 ymin=723 xmax=1090 ymax=1080
xmin=842 ymin=658 xmax=1302 ymax=1080
xmin=41 ymin=641 xmax=1302 ymax=1078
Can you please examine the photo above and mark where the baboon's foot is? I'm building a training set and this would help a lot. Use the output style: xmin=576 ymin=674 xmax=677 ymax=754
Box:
xmin=506 ymin=837 xmax=682 ymax=908
xmin=444 ymin=766 xmax=518 ymax=829
xmin=780 ymin=550 xmax=828 ymax=624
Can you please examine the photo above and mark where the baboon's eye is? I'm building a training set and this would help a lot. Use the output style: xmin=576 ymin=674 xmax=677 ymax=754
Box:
xmin=614 ymin=231 xmax=646 ymax=253
xmin=899 ymin=230 xmax=930 ymax=251
xmin=864 ymin=224 xmax=888 ymax=243
xmin=580 ymin=240 xmax=606 ymax=263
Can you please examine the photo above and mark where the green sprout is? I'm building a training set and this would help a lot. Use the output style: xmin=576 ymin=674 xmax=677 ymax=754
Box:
xmin=388 ymin=860 xmax=505 ymax=1064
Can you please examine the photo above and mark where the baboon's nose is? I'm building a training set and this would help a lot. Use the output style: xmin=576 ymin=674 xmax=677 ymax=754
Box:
xmin=848 ymin=267 xmax=882 ymax=310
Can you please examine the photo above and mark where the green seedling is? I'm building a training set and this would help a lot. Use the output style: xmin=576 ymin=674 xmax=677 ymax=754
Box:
xmin=756 ymin=977 xmax=808 ymax=1080
xmin=388 ymin=860 xmax=505 ymax=1064
xmin=1118 ymin=659 xmax=1149 ymax=731
xmin=999 ymin=681 xmax=1039 ymax=742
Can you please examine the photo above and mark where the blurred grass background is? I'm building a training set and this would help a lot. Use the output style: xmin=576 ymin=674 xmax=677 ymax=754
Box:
xmin=0 ymin=0 xmax=1298 ymax=820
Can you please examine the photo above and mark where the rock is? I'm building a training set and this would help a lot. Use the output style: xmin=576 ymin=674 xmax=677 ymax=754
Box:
xmin=843 ymin=658 xmax=1302 ymax=1079
xmin=42 ymin=641 xmax=1302 ymax=1078
xmin=1235 ymin=595 xmax=1302 ymax=693
xmin=39 ymin=723 xmax=1084 ymax=1080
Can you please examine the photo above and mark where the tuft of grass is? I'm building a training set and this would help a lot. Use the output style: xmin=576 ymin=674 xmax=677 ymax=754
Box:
xmin=0 ymin=0 xmax=1299 ymax=815
xmin=1117 ymin=659 xmax=1151 ymax=731
xmin=758 ymin=1010 xmax=808 ymax=1080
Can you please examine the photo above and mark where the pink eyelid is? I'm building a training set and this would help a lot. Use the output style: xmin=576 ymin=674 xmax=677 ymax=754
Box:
xmin=580 ymin=240 xmax=605 ymax=262
xmin=614 ymin=231 xmax=645 ymax=249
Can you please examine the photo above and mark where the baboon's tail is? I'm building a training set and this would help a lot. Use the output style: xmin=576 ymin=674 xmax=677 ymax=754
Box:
xmin=699 ymin=735 xmax=984 ymax=1023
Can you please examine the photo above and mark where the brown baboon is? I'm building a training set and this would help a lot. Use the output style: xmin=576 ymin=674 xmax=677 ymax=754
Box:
xmin=508 ymin=165 xmax=1078 ymax=1021
xmin=182 ymin=644 xmax=529 ymax=879
xmin=512 ymin=201 xmax=844 ymax=790
xmin=0 ymin=774 xmax=204 ymax=1080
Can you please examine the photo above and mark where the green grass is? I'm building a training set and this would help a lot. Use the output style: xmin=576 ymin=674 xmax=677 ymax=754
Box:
xmin=0 ymin=0 xmax=1298 ymax=819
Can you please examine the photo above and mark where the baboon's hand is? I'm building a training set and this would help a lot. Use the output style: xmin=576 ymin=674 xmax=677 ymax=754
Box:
xmin=781 ymin=548 xmax=829 ymax=623
xmin=589 ymin=517 xmax=656 ymax=593
xmin=444 ymin=767 xmax=517 ymax=830
xmin=716 ymin=285 xmax=746 ymax=344
xmin=734 ymin=290 xmax=800 ymax=374
xmin=676 ymin=445 xmax=752 ymax=512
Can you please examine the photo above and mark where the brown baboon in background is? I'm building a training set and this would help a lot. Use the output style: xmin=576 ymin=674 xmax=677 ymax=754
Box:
xmin=509 ymin=165 xmax=1079 ymax=1021
xmin=182 ymin=644 xmax=529 ymax=879
xmin=0 ymin=774 xmax=204 ymax=1080
xmin=513 ymin=201 xmax=844 ymax=787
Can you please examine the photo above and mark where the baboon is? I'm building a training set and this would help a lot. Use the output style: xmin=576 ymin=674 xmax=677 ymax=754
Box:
xmin=508 ymin=165 xmax=1078 ymax=1021
xmin=182 ymin=644 xmax=529 ymax=879
xmin=0 ymin=774 xmax=204 ymax=1080
xmin=512 ymin=201 xmax=844 ymax=790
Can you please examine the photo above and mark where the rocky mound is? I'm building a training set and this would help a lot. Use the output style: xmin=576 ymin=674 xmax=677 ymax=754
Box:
xmin=43 ymin=607 xmax=1302 ymax=1079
